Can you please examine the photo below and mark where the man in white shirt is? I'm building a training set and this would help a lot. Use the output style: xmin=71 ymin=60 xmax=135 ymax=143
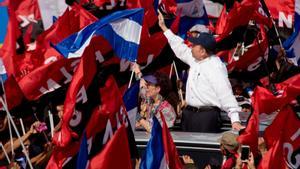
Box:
xmin=158 ymin=12 xmax=243 ymax=132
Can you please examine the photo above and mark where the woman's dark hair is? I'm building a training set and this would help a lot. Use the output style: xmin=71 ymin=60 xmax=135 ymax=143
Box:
xmin=154 ymin=72 xmax=180 ymax=114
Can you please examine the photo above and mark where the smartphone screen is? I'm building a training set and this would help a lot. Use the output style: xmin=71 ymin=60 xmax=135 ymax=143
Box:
xmin=241 ymin=145 xmax=250 ymax=161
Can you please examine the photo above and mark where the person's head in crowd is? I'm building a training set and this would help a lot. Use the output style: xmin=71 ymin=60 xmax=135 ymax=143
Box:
xmin=56 ymin=105 xmax=64 ymax=119
xmin=219 ymin=131 xmax=241 ymax=169
xmin=143 ymin=73 xmax=173 ymax=100
xmin=236 ymin=96 xmax=252 ymax=113
xmin=186 ymin=25 xmax=211 ymax=48
xmin=239 ymin=100 xmax=252 ymax=113
xmin=219 ymin=131 xmax=240 ymax=156
xmin=144 ymin=73 xmax=179 ymax=110
xmin=233 ymin=84 xmax=244 ymax=96
xmin=187 ymin=32 xmax=216 ymax=61
xmin=138 ymin=73 xmax=177 ymax=130
xmin=143 ymin=75 xmax=161 ymax=100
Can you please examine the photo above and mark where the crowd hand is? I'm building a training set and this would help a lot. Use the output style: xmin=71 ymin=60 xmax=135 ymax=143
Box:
xmin=258 ymin=137 xmax=267 ymax=156
xmin=157 ymin=10 xmax=168 ymax=32
xmin=277 ymin=47 xmax=286 ymax=58
xmin=9 ymin=162 xmax=21 ymax=169
xmin=176 ymin=80 xmax=183 ymax=89
xmin=135 ymin=121 xmax=141 ymax=128
xmin=232 ymin=122 xmax=244 ymax=131
xmin=45 ymin=142 xmax=53 ymax=152
xmin=247 ymin=152 xmax=256 ymax=169
xmin=139 ymin=119 xmax=151 ymax=133
xmin=131 ymin=62 xmax=141 ymax=75
xmin=176 ymin=100 xmax=186 ymax=118
xmin=180 ymin=100 xmax=186 ymax=108
xmin=135 ymin=158 xmax=141 ymax=169
xmin=29 ymin=121 xmax=41 ymax=134
xmin=140 ymin=78 xmax=147 ymax=89
xmin=235 ymin=152 xmax=255 ymax=169
xmin=181 ymin=155 xmax=194 ymax=164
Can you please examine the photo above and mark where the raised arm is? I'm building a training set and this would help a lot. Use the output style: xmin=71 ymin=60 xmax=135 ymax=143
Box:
xmin=158 ymin=11 xmax=194 ymax=65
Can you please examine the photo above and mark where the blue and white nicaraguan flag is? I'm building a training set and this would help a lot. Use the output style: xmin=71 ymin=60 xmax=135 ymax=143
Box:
xmin=140 ymin=116 xmax=167 ymax=169
xmin=283 ymin=0 xmax=300 ymax=65
xmin=0 ymin=58 xmax=7 ymax=82
xmin=123 ymin=81 xmax=140 ymax=131
xmin=53 ymin=8 xmax=144 ymax=62
xmin=176 ymin=0 xmax=209 ymax=38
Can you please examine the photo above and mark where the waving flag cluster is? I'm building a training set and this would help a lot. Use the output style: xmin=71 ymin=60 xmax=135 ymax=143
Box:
xmin=259 ymin=106 xmax=300 ymax=169
xmin=283 ymin=0 xmax=300 ymax=65
xmin=238 ymin=74 xmax=300 ymax=157
xmin=1 ymin=0 xmax=300 ymax=168
xmin=53 ymin=8 xmax=144 ymax=62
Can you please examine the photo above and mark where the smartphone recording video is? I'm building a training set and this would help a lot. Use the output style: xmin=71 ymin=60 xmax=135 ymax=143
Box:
xmin=241 ymin=145 xmax=250 ymax=161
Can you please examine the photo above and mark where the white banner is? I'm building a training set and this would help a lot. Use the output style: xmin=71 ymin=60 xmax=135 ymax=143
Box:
xmin=204 ymin=0 xmax=223 ymax=18
xmin=38 ymin=0 xmax=68 ymax=30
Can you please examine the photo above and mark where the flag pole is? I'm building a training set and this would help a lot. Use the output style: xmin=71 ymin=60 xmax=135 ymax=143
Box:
xmin=172 ymin=61 xmax=185 ymax=105
xmin=49 ymin=110 xmax=54 ymax=138
xmin=169 ymin=62 xmax=174 ymax=79
xmin=0 ymin=143 xmax=10 ymax=163
xmin=33 ymin=113 xmax=50 ymax=143
xmin=172 ymin=61 xmax=179 ymax=81
xmin=128 ymin=60 xmax=137 ymax=89
xmin=259 ymin=0 xmax=284 ymax=48
xmin=19 ymin=118 xmax=26 ymax=136
xmin=0 ymin=78 xmax=14 ymax=160
xmin=255 ymin=26 xmax=278 ymax=95
xmin=7 ymin=117 xmax=14 ymax=160
xmin=0 ymin=98 xmax=34 ymax=169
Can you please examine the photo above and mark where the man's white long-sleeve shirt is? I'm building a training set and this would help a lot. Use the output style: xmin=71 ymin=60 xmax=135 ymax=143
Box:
xmin=164 ymin=29 xmax=240 ymax=123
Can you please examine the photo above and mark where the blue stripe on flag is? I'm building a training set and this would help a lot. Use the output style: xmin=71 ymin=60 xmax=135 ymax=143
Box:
xmin=123 ymin=81 xmax=139 ymax=111
xmin=283 ymin=12 xmax=300 ymax=65
xmin=53 ymin=8 xmax=144 ymax=62
xmin=0 ymin=1 xmax=8 ymax=45
xmin=123 ymin=81 xmax=140 ymax=131
xmin=1 ymin=74 xmax=7 ymax=82
xmin=76 ymin=131 xmax=88 ymax=169
xmin=96 ymin=24 xmax=140 ymax=62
